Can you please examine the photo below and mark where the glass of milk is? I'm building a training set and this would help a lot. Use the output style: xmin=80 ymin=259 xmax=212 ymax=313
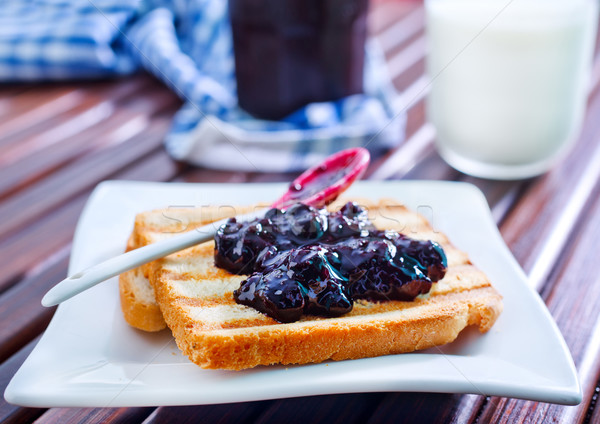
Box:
xmin=425 ymin=0 xmax=598 ymax=179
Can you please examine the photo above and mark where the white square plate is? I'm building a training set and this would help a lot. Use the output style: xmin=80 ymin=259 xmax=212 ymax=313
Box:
xmin=5 ymin=181 xmax=580 ymax=407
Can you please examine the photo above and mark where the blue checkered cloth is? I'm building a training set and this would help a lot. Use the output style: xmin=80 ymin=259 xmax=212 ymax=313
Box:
xmin=0 ymin=0 xmax=405 ymax=172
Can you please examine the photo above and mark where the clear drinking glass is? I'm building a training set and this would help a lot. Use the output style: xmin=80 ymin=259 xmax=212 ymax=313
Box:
xmin=425 ymin=0 xmax=598 ymax=179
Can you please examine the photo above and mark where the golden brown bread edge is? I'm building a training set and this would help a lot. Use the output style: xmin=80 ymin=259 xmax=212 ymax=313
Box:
xmin=119 ymin=199 xmax=503 ymax=370
xmin=119 ymin=204 xmax=259 ymax=332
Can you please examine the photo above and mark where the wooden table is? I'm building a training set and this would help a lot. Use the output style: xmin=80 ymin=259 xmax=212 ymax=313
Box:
xmin=2 ymin=0 xmax=600 ymax=422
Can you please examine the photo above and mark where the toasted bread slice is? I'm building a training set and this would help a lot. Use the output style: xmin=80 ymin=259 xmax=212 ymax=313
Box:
xmin=119 ymin=204 xmax=259 ymax=331
xmin=119 ymin=199 xmax=502 ymax=369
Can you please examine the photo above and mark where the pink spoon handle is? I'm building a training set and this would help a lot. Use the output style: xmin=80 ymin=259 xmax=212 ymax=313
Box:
xmin=42 ymin=148 xmax=371 ymax=307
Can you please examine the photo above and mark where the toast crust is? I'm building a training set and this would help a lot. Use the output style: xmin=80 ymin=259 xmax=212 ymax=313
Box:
xmin=119 ymin=266 xmax=166 ymax=332
xmin=119 ymin=198 xmax=503 ymax=369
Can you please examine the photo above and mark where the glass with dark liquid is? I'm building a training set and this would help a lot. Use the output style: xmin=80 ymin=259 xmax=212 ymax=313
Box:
xmin=229 ymin=0 xmax=369 ymax=120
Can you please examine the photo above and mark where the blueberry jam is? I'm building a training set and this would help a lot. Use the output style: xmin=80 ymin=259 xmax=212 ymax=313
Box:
xmin=214 ymin=202 xmax=447 ymax=323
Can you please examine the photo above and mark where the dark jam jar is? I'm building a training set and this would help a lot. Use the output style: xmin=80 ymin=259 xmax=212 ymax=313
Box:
xmin=229 ymin=0 xmax=369 ymax=120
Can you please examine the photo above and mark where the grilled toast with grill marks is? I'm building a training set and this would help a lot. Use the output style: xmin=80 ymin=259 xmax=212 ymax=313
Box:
xmin=119 ymin=204 xmax=259 ymax=332
xmin=119 ymin=199 xmax=502 ymax=369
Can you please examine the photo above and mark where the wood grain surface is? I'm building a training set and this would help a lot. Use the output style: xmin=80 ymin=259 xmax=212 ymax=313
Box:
xmin=2 ymin=1 xmax=600 ymax=423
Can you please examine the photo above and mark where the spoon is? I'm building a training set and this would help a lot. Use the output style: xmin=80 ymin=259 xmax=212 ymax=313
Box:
xmin=42 ymin=147 xmax=370 ymax=307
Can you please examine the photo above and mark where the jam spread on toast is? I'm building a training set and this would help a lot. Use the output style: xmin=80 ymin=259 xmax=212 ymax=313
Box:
xmin=215 ymin=203 xmax=447 ymax=323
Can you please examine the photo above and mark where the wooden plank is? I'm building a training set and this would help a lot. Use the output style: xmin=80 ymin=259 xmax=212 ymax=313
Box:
xmin=0 ymin=85 xmax=82 ymax=129
xmin=0 ymin=150 xmax=181 ymax=423
xmin=253 ymin=394 xmax=384 ymax=424
xmin=114 ymin=148 xmax=183 ymax=182
xmin=0 ymin=194 xmax=88 ymax=293
xmin=368 ymin=0 xmax=421 ymax=42
xmin=0 ymin=78 xmax=154 ymax=157
xmin=0 ymin=337 xmax=45 ymax=424
xmin=0 ymin=248 xmax=67 ymax=362
xmin=561 ymin=317 xmax=600 ymax=423
xmin=368 ymin=122 xmax=437 ymax=180
xmin=0 ymin=116 xmax=173 ymax=240
xmin=499 ymin=80 xmax=600 ymax=288
xmin=587 ymin=383 xmax=600 ymax=424
xmin=403 ymin=93 xmax=426 ymax=139
xmin=34 ymin=407 xmax=152 ymax=424
xmin=456 ymin=177 xmax=528 ymax=225
xmin=476 ymin=182 xmax=600 ymax=422
xmin=174 ymin=168 xmax=250 ymax=184
xmin=145 ymin=401 xmax=273 ymax=424
xmin=0 ymin=147 xmax=181 ymax=293
xmin=388 ymin=36 xmax=426 ymax=89
xmin=364 ymin=4 xmax=428 ymax=174
xmin=367 ymin=393 xmax=469 ymax=424
xmin=0 ymin=85 xmax=34 ymax=114
xmin=366 ymin=76 xmax=432 ymax=178
xmin=0 ymin=83 xmax=180 ymax=200
xmin=403 ymin=148 xmax=459 ymax=181
xmin=247 ymin=172 xmax=297 ymax=183
xmin=375 ymin=5 xmax=424 ymax=55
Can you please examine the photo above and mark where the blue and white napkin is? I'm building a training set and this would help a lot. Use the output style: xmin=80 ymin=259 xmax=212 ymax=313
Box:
xmin=0 ymin=0 xmax=405 ymax=172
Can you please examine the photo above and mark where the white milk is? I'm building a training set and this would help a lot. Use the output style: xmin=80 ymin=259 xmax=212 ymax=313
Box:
xmin=426 ymin=0 xmax=598 ymax=179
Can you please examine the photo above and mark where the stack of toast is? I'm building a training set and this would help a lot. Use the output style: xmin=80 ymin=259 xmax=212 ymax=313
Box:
xmin=119 ymin=198 xmax=502 ymax=370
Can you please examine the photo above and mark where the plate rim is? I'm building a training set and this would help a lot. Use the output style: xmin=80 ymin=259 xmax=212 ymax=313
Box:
xmin=4 ymin=180 xmax=581 ymax=407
